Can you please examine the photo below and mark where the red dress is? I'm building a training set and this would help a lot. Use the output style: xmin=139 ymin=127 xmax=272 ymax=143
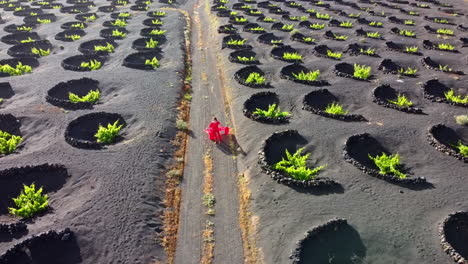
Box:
xmin=204 ymin=121 xmax=229 ymax=142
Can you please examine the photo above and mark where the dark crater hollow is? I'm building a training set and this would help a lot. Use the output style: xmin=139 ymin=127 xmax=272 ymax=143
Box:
xmin=78 ymin=39 xmax=118 ymax=55
xmin=65 ymin=112 xmax=126 ymax=149
xmin=290 ymin=32 xmax=315 ymax=45
xmin=280 ymin=64 xmax=328 ymax=86
xmin=334 ymin=62 xmax=371 ymax=81
xmin=313 ymin=45 xmax=340 ymax=59
xmin=13 ymin=8 xmax=43 ymax=17
xmin=257 ymin=33 xmax=282 ymax=45
xmin=3 ymin=24 xmax=37 ymax=34
xmin=243 ymin=23 xmax=266 ymax=34
xmin=0 ymin=114 xmax=21 ymax=137
xmin=7 ymin=40 xmax=52 ymax=58
xmin=142 ymin=18 xmax=163 ymax=28
xmin=140 ymin=28 xmax=168 ymax=38
xmin=122 ymin=51 xmax=162 ymax=70
xmin=461 ymin=38 xmax=468 ymax=47
xmin=0 ymin=83 xmax=15 ymax=100
xmin=272 ymin=22 xmax=293 ymax=32
xmin=243 ymin=91 xmax=287 ymax=123
xmin=388 ymin=16 xmax=408 ymax=25
xmin=290 ymin=219 xmax=366 ymax=264
xmin=55 ymin=29 xmax=86 ymax=42
xmin=234 ymin=65 xmax=269 ymax=88
xmin=98 ymin=5 xmax=116 ymax=12
xmin=215 ymin=10 xmax=231 ymax=18
xmin=259 ymin=130 xmax=339 ymax=188
xmin=75 ymin=13 xmax=98 ymax=21
xmin=222 ymin=34 xmax=252 ymax=50
xmin=61 ymin=21 xmax=87 ymax=30
xmin=423 ymin=40 xmax=458 ymax=52
xmin=100 ymin=28 xmax=129 ymax=40
xmin=0 ymin=164 xmax=69 ymax=221
xmin=0 ymin=58 xmax=39 ymax=78
xmin=303 ymin=89 xmax=365 ymax=121
xmin=346 ymin=43 xmax=379 ymax=57
xmin=378 ymin=59 xmax=403 ymax=75
xmin=422 ymin=79 xmax=467 ymax=108
xmin=428 ymin=124 xmax=468 ymax=162
xmin=323 ymin=30 xmax=348 ymax=41
xmin=23 ymin=14 xmax=57 ymax=24
xmin=373 ymin=85 xmax=423 ymax=114
xmin=218 ymin=24 xmax=238 ymax=34
xmin=131 ymin=37 xmax=165 ymax=51
xmin=228 ymin=50 xmax=259 ymax=64
xmin=61 ymin=55 xmax=106 ymax=72
xmin=1 ymin=32 xmax=41 ymax=45
xmin=422 ymin=56 xmax=464 ymax=75
xmin=343 ymin=133 xmax=427 ymax=185
xmin=271 ymin=45 xmax=301 ymax=62
xmin=46 ymin=78 xmax=100 ymax=110
xmin=385 ymin=41 xmax=422 ymax=55
xmin=441 ymin=212 xmax=468 ymax=263
xmin=0 ymin=229 xmax=82 ymax=263
xmin=424 ymin=16 xmax=455 ymax=25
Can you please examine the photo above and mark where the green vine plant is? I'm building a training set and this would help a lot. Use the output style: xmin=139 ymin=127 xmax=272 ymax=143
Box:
xmin=68 ymin=90 xmax=100 ymax=103
xmin=436 ymin=28 xmax=453 ymax=35
xmin=301 ymin=37 xmax=314 ymax=43
xmin=226 ymin=39 xmax=246 ymax=45
xmin=348 ymin=13 xmax=360 ymax=18
xmin=309 ymin=23 xmax=325 ymax=30
xmin=262 ymin=17 xmax=276 ymax=22
xmin=111 ymin=19 xmax=127 ymax=27
xmin=368 ymin=21 xmax=383 ymax=27
xmin=452 ymin=141 xmax=468 ymax=157
xmin=282 ymin=52 xmax=302 ymax=61
xmin=434 ymin=18 xmax=449 ymax=24
xmin=94 ymin=42 xmax=115 ymax=53
xmin=65 ymin=34 xmax=81 ymax=41
xmin=325 ymin=102 xmax=348 ymax=115
xmin=353 ymin=64 xmax=371 ymax=79
xmin=16 ymin=26 xmax=33 ymax=32
xmin=437 ymin=43 xmax=455 ymax=50
xmin=333 ymin=34 xmax=348 ymax=40
xmin=249 ymin=26 xmax=265 ymax=32
xmin=408 ymin=11 xmax=419 ymax=16
xmin=339 ymin=21 xmax=353 ymax=28
xmin=112 ymin=29 xmax=127 ymax=37
xmin=405 ymin=46 xmax=418 ymax=53
xmin=234 ymin=17 xmax=247 ymax=23
xmin=327 ymin=50 xmax=342 ymax=59
xmin=398 ymin=67 xmax=418 ymax=76
xmin=387 ymin=94 xmax=413 ymax=108
xmin=84 ymin=15 xmax=96 ymax=21
xmin=80 ymin=60 xmax=102 ymax=70
xmin=30 ymin=12 xmax=38 ymax=16
xmin=20 ymin=37 xmax=36 ymax=43
xmin=292 ymin=70 xmax=320 ymax=81
xmin=151 ymin=19 xmax=163 ymax=25
xmin=439 ymin=64 xmax=452 ymax=72
xmin=149 ymin=29 xmax=166 ymax=35
xmin=245 ymin=72 xmax=265 ymax=85
xmin=252 ymin=104 xmax=290 ymax=119
xmin=249 ymin=10 xmax=262 ymax=15
xmin=0 ymin=130 xmax=23 ymax=155
xmin=118 ymin=12 xmax=131 ymax=18
xmin=71 ymin=22 xmax=85 ymax=29
xmin=153 ymin=11 xmax=166 ymax=17
xmin=404 ymin=20 xmax=415 ymax=25
xmin=369 ymin=153 xmax=406 ymax=178
xmin=31 ymin=47 xmax=50 ymax=56
xmin=8 ymin=183 xmax=48 ymax=219
xmin=0 ymin=62 xmax=32 ymax=76
xmin=315 ymin=12 xmax=331 ymax=20
xmin=281 ymin=24 xmax=294 ymax=31
xmin=360 ymin=48 xmax=375 ymax=55
xmin=94 ymin=120 xmax=123 ymax=144
xmin=37 ymin=18 xmax=51 ymax=24
xmin=237 ymin=56 xmax=255 ymax=62
xmin=399 ymin=29 xmax=416 ymax=37
xmin=145 ymin=57 xmax=160 ymax=69
xmin=271 ymin=40 xmax=283 ymax=44
xmin=444 ymin=89 xmax=468 ymax=104
xmin=145 ymin=38 xmax=159 ymax=48
xmin=273 ymin=148 xmax=326 ymax=181
xmin=366 ymin=31 xmax=381 ymax=38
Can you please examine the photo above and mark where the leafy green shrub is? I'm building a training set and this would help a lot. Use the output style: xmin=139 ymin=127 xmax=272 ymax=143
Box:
xmin=282 ymin=52 xmax=302 ymax=61
xmin=226 ymin=39 xmax=246 ymax=45
xmin=83 ymin=14 xmax=97 ymax=21
xmin=71 ymin=22 xmax=85 ymax=29
xmin=333 ymin=34 xmax=348 ymax=40
xmin=398 ymin=67 xmax=417 ymax=76
xmin=405 ymin=46 xmax=418 ymax=53
xmin=387 ymin=94 xmax=413 ymax=107
xmin=360 ymin=48 xmax=375 ymax=55
xmin=366 ymin=31 xmax=381 ymax=38
xmin=237 ymin=56 xmax=255 ymax=62
xmin=273 ymin=148 xmax=326 ymax=181
xmin=176 ymin=119 xmax=188 ymax=131
xmin=439 ymin=64 xmax=452 ymax=72
xmin=112 ymin=29 xmax=127 ymax=37
xmin=118 ymin=12 xmax=131 ymax=18
xmin=434 ymin=18 xmax=449 ymax=24
xmin=325 ymin=102 xmax=348 ymax=115
xmin=327 ymin=50 xmax=342 ymax=59
xmin=348 ymin=13 xmax=360 ymax=18
xmin=111 ymin=19 xmax=127 ymax=27
xmin=37 ymin=18 xmax=51 ymax=24
xmin=306 ymin=9 xmax=316 ymax=14
xmin=253 ymin=104 xmax=289 ymax=119
xmin=369 ymin=21 xmax=383 ymax=27
xmin=301 ymin=37 xmax=314 ymax=43
xmin=30 ymin=12 xmax=38 ymax=16
xmin=353 ymin=64 xmax=371 ymax=79
xmin=8 ymin=183 xmax=48 ymax=219
xmin=149 ymin=29 xmax=166 ymax=35
xmin=438 ymin=43 xmax=455 ymax=50
xmin=309 ymin=23 xmax=325 ymax=30
xmin=292 ymin=70 xmax=320 ymax=81
xmin=453 ymin=141 xmax=468 ymax=157
xmin=408 ymin=11 xmax=419 ymax=16
xmin=436 ymin=28 xmax=453 ymax=35
xmin=94 ymin=120 xmax=123 ymax=144
xmin=0 ymin=62 xmax=32 ymax=76
xmin=16 ymin=26 xmax=32 ymax=32
xmin=31 ymin=47 xmax=50 ymax=56
xmin=153 ymin=11 xmax=166 ymax=17
xmin=94 ymin=42 xmax=115 ymax=52
xmin=145 ymin=38 xmax=159 ymax=48
xmin=404 ymin=20 xmax=415 ymax=25
xmin=151 ymin=19 xmax=163 ymax=25
xmin=339 ymin=21 xmax=353 ymax=28
xmin=281 ymin=24 xmax=294 ymax=31
xmin=249 ymin=10 xmax=262 ymax=15
xmin=444 ymin=89 xmax=467 ymax=104
xmin=145 ymin=57 xmax=160 ymax=69
xmin=271 ymin=40 xmax=282 ymax=44
xmin=315 ymin=12 xmax=331 ymax=20
xmin=249 ymin=26 xmax=265 ymax=31
xmin=262 ymin=17 xmax=276 ymax=22
xmin=234 ymin=17 xmax=247 ymax=22
xmin=399 ymin=29 xmax=416 ymax=37
xmin=65 ymin=34 xmax=81 ymax=41
xmin=20 ymin=37 xmax=36 ymax=43
xmin=0 ymin=130 xmax=23 ymax=155
xmin=369 ymin=153 xmax=406 ymax=178
xmin=68 ymin=90 xmax=100 ymax=103
xmin=202 ymin=193 xmax=215 ymax=207
xmin=240 ymin=4 xmax=251 ymax=9
xmin=80 ymin=60 xmax=102 ymax=70
xmin=245 ymin=72 xmax=265 ymax=84
xmin=455 ymin=115 xmax=468 ymax=126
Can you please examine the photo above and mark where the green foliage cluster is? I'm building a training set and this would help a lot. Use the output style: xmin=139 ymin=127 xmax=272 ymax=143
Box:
xmin=84 ymin=14 xmax=96 ymax=21
xmin=273 ymin=148 xmax=326 ymax=181
xmin=153 ymin=11 xmax=166 ymax=16
xmin=434 ymin=18 xmax=449 ymax=24
xmin=369 ymin=153 xmax=406 ymax=178
xmin=0 ymin=130 xmax=22 ymax=155
xmin=118 ymin=12 xmax=131 ymax=18
xmin=94 ymin=120 xmax=123 ymax=144
xmin=145 ymin=38 xmax=159 ymax=48
xmin=69 ymin=90 xmax=100 ymax=103
xmin=145 ymin=57 xmax=160 ymax=69
xmin=253 ymin=104 xmax=290 ymax=119
xmin=262 ymin=17 xmax=276 ymax=22
xmin=353 ymin=64 xmax=371 ymax=79
xmin=293 ymin=70 xmax=320 ymax=81
xmin=455 ymin=115 xmax=468 ymax=126
xmin=404 ymin=20 xmax=415 ymax=25
xmin=16 ymin=26 xmax=32 ymax=32
xmin=301 ymin=37 xmax=314 ymax=43
xmin=112 ymin=29 xmax=127 ymax=37
xmin=444 ymin=89 xmax=468 ymax=104
xmin=408 ymin=11 xmax=419 ymax=16
xmin=281 ymin=24 xmax=294 ymax=31
xmin=37 ymin=18 xmax=51 ymax=24
xmin=226 ymin=39 xmax=246 ymax=45
xmin=387 ymin=94 xmax=413 ymax=108
xmin=369 ymin=21 xmax=383 ymax=27
xmin=245 ymin=72 xmax=265 ymax=84
xmin=398 ymin=67 xmax=417 ymax=76
xmin=309 ymin=23 xmax=325 ymax=30
xmin=249 ymin=10 xmax=262 ymax=15
xmin=71 ymin=22 xmax=85 ymax=29
xmin=8 ymin=184 xmax=48 ymax=219
xmin=333 ymin=34 xmax=348 ymax=40
xmin=237 ymin=56 xmax=255 ymax=62
xmin=249 ymin=26 xmax=265 ymax=31
xmin=315 ymin=12 xmax=331 ymax=20
xmin=436 ymin=28 xmax=453 ymax=35
xmin=399 ymin=29 xmax=416 ymax=37
xmin=111 ymin=19 xmax=127 ymax=27
xmin=366 ymin=31 xmax=381 ymax=38
xmin=235 ymin=17 xmax=247 ymax=22
xmin=20 ymin=37 xmax=36 ymax=43
xmin=360 ymin=48 xmax=375 ymax=55
xmin=439 ymin=64 xmax=452 ymax=72
xmin=348 ymin=13 xmax=360 ymax=18
xmin=94 ymin=42 xmax=115 ymax=52
xmin=282 ymin=52 xmax=302 ymax=61
xmin=80 ymin=59 xmax=101 ymax=70
xmin=149 ymin=29 xmax=166 ymax=35
xmin=327 ymin=49 xmax=342 ymax=59
xmin=325 ymin=102 xmax=347 ymax=115
xmin=453 ymin=141 xmax=468 ymax=157
xmin=271 ymin=40 xmax=282 ymax=44
xmin=405 ymin=46 xmax=418 ymax=53
xmin=151 ymin=19 xmax=163 ymax=25
xmin=438 ymin=43 xmax=454 ymax=50
xmin=65 ymin=34 xmax=81 ymax=41
xmin=339 ymin=21 xmax=353 ymax=28
xmin=31 ymin=47 xmax=50 ymax=56
xmin=0 ymin=62 xmax=32 ymax=76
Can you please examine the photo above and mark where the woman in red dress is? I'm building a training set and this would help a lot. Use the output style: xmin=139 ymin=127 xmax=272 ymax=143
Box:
xmin=208 ymin=117 xmax=222 ymax=143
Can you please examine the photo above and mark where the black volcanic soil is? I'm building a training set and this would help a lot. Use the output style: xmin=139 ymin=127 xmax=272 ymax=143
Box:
xmin=0 ymin=7 xmax=186 ymax=264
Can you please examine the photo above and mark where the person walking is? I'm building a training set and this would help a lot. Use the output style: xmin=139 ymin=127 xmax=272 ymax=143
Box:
xmin=208 ymin=117 xmax=222 ymax=144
